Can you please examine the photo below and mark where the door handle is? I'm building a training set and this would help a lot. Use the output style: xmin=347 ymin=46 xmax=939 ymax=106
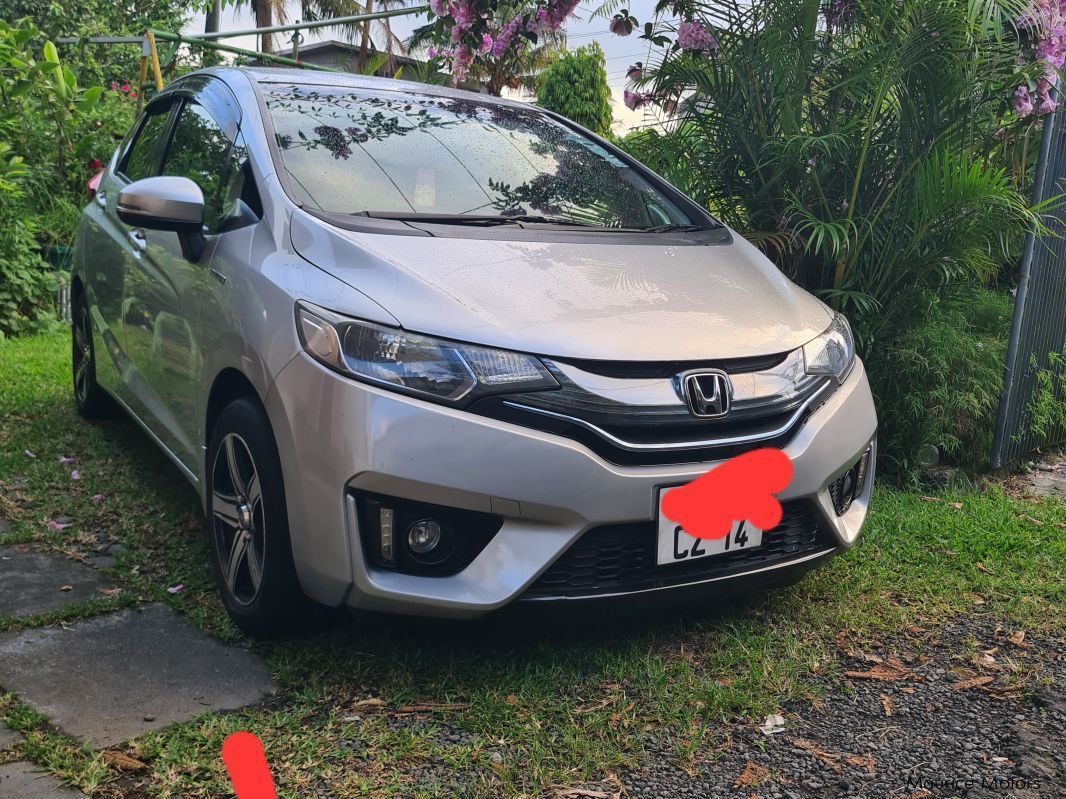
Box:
xmin=128 ymin=228 xmax=147 ymax=252
xmin=96 ymin=190 xmax=107 ymax=208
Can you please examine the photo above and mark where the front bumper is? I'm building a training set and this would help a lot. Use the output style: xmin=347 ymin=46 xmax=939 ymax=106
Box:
xmin=266 ymin=353 xmax=877 ymax=618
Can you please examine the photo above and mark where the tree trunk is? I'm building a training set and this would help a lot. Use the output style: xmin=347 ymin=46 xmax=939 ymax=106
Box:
xmin=205 ymin=0 xmax=220 ymax=34
xmin=254 ymin=0 xmax=274 ymax=54
xmin=487 ymin=63 xmax=505 ymax=96
xmin=204 ymin=0 xmax=220 ymax=66
xmin=356 ymin=0 xmax=373 ymax=73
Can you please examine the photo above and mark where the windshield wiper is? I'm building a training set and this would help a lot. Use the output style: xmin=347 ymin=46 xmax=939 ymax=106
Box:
xmin=496 ymin=214 xmax=603 ymax=227
xmin=356 ymin=211 xmax=607 ymax=228
xmin=644 ymin=223 xmax=706 ymax=233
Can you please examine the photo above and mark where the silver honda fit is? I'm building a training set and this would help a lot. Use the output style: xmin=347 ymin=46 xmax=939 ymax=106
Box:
xmin=72 ymin=67 xmax=877 ymax=635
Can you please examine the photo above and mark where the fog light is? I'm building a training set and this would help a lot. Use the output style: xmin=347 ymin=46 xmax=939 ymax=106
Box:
xmin=407 ymin=519 xmax=442 ymax=554
xmin=829 ymin=447 xmax=872 ymax=517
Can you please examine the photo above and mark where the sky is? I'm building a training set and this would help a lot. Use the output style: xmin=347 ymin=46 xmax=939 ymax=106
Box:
xmin=183 ymin=0 xmax=664 ymax=132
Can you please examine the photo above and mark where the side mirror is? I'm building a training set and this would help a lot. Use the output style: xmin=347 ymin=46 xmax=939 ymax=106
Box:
xmin=117 ymin=176 xmax=207 ymax=262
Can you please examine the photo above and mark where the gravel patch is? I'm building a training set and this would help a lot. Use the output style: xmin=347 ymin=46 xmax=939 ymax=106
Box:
xmin=621 ymin=617 xmax=1064 ymax=798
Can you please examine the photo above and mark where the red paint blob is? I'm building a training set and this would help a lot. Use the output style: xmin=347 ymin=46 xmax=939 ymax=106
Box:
xmin=661 ymin=448 xmax=794 ymax=540
xmin=222 ymin=732 xmax=277 ymax=799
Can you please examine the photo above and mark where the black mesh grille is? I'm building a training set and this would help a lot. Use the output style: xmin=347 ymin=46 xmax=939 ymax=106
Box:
xmin=523 ymin=502 xmax=832 ymax=599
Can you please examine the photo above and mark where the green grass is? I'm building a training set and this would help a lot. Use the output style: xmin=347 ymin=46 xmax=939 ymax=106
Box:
xmin=1 ymin=329 xmax=1065 ymax=798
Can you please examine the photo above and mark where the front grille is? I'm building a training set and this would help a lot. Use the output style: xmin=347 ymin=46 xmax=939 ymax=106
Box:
xmin=523 ymin=502 xmax=832 ymax=599
xmin=469 ymin=394 xmax=828 ymax=465
xmin=466 ymin=352 xmax=837 ymax=466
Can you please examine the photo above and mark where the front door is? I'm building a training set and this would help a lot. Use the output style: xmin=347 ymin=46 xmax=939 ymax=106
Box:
xmin=122 ymin=98 xmax=237 ymax=472
xmin=82 ymin=103 xmax=175 ymax=403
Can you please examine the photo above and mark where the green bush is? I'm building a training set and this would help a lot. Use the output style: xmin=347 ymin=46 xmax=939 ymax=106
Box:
xmin=536 ymin=42 xmax=613 ymax=136
xmin=0 ymin=198 xmax=56 ymax=338
xmin=0 ymin=19 xmax=109 ymax=335
xmin=870 ymin=286 xmax=1014 ymax=474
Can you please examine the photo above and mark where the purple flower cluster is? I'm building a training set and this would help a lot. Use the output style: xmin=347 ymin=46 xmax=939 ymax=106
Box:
xmin=528 ymin=0 xmax=580 ymax=36
xmin=623 ymin=89 xmax=647 ymax=110
xmin=610 ymin=14 xmax=634 ymax=36
xmin=428 ymin=0 xmax=578 ymax=85
xmin=677 ymin=20 xmax=717 ymax=51
xmin=1015 ymin=0 xmax=1066 ymax=117
xmin=491 ymin=17 xmax=524 ymax=58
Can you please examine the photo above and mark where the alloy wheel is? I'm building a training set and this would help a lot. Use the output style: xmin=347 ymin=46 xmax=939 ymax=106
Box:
xmin=211 ymin=433 xmax=266 ymax=606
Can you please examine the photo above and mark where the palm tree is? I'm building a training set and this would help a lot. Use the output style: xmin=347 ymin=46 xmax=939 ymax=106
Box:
xmin=233 ymin=0 xmax=406 ymax=61
xmin=620 ymin=0 xmax=1036 ymax=332
xmin=300 ymin=0 xmax=408 ymax=68
xmin=250 ymin=0 xmax=287 ymax=53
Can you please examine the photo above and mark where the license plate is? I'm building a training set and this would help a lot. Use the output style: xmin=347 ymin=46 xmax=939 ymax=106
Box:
xmin=656 ymin=486 xmax=763 ymax=566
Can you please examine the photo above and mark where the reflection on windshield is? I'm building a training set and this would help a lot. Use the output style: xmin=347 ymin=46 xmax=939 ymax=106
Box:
xmin=265 ymin=86 xmax=693 ymax=229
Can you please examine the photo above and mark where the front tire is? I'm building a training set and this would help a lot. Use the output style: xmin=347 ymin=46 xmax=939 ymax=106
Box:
xmin=206 ymin=397 xmax=309 ymax=637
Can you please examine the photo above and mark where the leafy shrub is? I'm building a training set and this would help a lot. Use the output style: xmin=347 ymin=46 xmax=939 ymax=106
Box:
xmin=0 ymin=196 xmax=55 ymax=338
xmin=536 ymin=43 xmax=613 ymax=136
xmin=1022 ymin=350 xmax=1066 ymax=443
xmin=870 ymin=286 xmax=1014 ymax=474
xmin=0 ymin=19 xmax=105 ymax=335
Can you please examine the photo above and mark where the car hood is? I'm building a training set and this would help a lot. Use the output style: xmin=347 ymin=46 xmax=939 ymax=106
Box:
xmin=289 ymin=210 xmax=833 ymax=361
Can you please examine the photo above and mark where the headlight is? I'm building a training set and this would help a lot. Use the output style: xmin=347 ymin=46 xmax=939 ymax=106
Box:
xmin=803 ymin=314 xmax=855 ymax=383
xmin=296 ymin=302 xmax=558 ymax=404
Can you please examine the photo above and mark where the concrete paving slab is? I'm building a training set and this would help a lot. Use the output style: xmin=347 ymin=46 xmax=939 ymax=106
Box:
xmin=0 ymin=604 xmax=275 ymax=746
xmin=0 ymin=546 xmax=116 ymax=619
xmin=0 ymin=762 xmax=87 ymax=798
xmin=0 ymin=723 xmax=19 ymax=750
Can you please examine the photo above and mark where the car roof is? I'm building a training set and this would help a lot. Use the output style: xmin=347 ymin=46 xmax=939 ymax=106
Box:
xmin=197 ymin=66 xmax=534 ymax=112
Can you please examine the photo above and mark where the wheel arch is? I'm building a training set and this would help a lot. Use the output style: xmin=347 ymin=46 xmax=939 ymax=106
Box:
xmin=201 ymin=363 xmax=316 ymax=603
xmin=204 ymin=368 xmax=261 ymax=452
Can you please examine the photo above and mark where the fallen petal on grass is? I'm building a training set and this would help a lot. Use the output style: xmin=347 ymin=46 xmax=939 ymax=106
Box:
xmin=23 ymin=450 xmax=35 ymax=458
xmin=47 ymin=520 xmax=72 ymax=531
xmin=759 ymin=713 xmax=786 ymax=734
xmin=166 ymin=584 xmax=184 ymax=594
xmin=70 ymin=470 xmax=80 ymax=480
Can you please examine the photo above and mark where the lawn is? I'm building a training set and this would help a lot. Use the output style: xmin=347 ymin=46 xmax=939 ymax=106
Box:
xmin=1 ymin=328 xmax=1064 ymax=798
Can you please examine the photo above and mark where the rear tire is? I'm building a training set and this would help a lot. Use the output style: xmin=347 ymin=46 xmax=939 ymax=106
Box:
xmin=206 ymin=397 xmax=310 ymax=637
xmin=72 ymin=297 xmax=114 ymax=419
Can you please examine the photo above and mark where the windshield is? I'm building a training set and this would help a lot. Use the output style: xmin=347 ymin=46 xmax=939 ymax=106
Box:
xmin=263 ymin=85 xmax=697 ymax=229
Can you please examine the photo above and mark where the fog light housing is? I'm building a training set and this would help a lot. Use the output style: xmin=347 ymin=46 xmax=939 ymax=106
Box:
xmin=407 ymin=519 xmax=442 ymax=554
xmin=829 ymin=447 xmax=872 ymax=517
xmin=354 ymin=491 xmax=504 ymax=576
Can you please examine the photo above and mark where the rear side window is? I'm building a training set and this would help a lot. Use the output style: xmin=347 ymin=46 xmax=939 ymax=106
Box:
xmin=162 ymin=102 xmax=241 ymax=232
xmin=121 ymin=109 xmax=171 ymax=182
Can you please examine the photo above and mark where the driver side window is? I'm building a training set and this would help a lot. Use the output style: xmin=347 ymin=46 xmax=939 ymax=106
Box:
xmin=161 ymin=102 xmax=234 ymax=233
